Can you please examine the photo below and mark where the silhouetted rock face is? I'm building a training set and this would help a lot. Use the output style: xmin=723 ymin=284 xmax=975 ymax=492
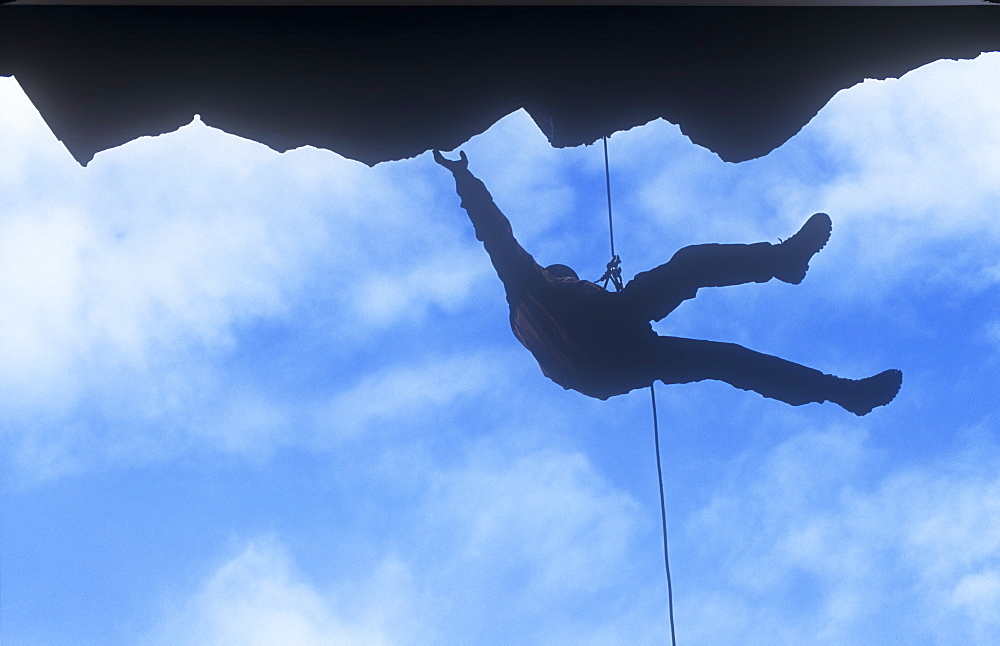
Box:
xmin=1 ymin=6 xmax=999 ymax=166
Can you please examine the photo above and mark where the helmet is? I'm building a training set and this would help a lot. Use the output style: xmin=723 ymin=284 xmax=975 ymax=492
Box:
xmin=545 ymin=264 xmax=578 ymax=280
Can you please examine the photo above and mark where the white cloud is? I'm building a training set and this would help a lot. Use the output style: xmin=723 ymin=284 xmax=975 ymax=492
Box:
xmin=789 ymin=52 xmax=1000 ymax=296
xmin=421 ymin=447 xmax=643 ymax=595
xmin=950 ymin=570 xmax=1000 ymax=631
xmin=405 ymin=444 xmax=665 ymax=644
xmin=313 ymin=350 xmax=511 ymax=444
xmin=145 ymin=445 xmax=666 ymax=645
xmin=144 ymin=538 xmax=394 ymax=646
xmin=682 ymin=424 xmax=1000 ymax=645
xmin=0 ymin=77 xmax=507 ymax=476
xmin=0 ymin=107 xmax=328 ymax=402
xmin=350 ymin=246 xmax=489 ymax=329
xmin=0 ymin=75 xmax=82 ymax=188
xmin=0 ymin=111 xmax=336 ymax=474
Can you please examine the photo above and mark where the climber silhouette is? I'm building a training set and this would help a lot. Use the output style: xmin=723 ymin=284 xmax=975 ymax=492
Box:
xmin=434 ymin=150 xmax=901 ymax=415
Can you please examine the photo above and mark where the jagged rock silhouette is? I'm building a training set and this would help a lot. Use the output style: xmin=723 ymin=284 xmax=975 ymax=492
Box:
xmin=0 ymin=6 xmax=998 ymax=166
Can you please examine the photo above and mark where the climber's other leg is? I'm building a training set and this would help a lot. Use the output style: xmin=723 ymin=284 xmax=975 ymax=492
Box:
xmin=647 ymin=335 xmax=901 ymax=416
xmin=621 ymin=213 xmax=831 ymax=322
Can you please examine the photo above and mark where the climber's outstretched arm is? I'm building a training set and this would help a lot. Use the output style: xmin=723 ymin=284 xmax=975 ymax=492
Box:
xmin=434 ymin=150 xmax=546 ymax=294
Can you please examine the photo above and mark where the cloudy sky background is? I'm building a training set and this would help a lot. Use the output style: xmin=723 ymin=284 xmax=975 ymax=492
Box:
xmin=1 ymin=51 xmax=1000 ymax=645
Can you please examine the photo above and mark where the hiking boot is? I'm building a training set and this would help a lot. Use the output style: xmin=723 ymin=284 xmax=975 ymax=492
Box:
xmin=774 ymin=212 xmax=832 ymax=284
xmin=830 ymin=369 xmax=903 ymax=416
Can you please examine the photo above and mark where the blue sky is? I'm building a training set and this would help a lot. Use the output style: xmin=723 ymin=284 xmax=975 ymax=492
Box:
xmin=1 ymin=52 xmax=1000 ymax=645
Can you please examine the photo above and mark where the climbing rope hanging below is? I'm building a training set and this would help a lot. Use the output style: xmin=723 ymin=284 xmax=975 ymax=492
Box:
xmin=599 ymin=135 xmax=676 ymax=645
xmin=650 ymin=384 xmax=677 ymax=646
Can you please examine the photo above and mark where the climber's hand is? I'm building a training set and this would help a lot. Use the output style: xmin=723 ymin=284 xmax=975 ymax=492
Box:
xmin=432 ymin=149 xmax=469 ymax=171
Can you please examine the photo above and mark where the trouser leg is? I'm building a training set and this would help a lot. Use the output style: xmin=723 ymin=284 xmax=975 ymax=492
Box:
xmin=649 ymin=336 xmax=837 ymax=407
xmin=621 ymin=242 xmax=776 ymax=322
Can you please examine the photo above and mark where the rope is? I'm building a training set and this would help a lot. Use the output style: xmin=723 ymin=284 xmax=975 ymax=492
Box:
xmin=597 ymin=137 xmax=624 ymax=292
xmin=651 ymin=385 xmax=677 ymax=646
xmin=600 ymin=135 xmax=676 ymax=644
xmin=604 ymin=136 xmax=616 ymax=259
